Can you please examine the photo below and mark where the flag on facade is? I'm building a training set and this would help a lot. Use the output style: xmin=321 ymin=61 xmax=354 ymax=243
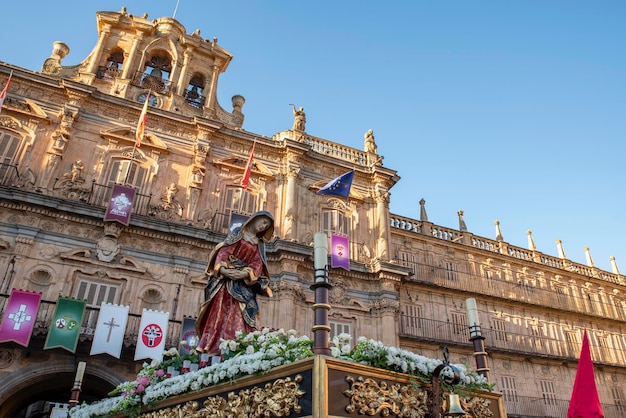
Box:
xmin=331 ymin=233 xmax=350 ymax=271
xmin=44 ymin=296 xmax=86 ymax=353
xmin=241 ymin=142 xmax=255 ymax=189
xmin=567 ymin=329 xmax=604 ymax=418
xmin=0 ymin=288 xmax=42 ymax=347
xmin=103 ymin=183 xmax=136 ymax=225
xmin=0 ymin=71 xmax=12 ymax=113
xmin=90 ymin=303 xmax=129 ymax=358
xmin=317 ymin=171 xmax=354 ymax=197
xmin=135 ymin=91 xmax=150 ymax=147
xmin=134 ymin=308 xmax=170 ymax=363
xmin=179 ymin=316 xmax=198 ymax=356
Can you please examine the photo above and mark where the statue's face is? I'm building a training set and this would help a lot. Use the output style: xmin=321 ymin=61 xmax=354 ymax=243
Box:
xmin=252 ymin=216 xmax=272 ymax=233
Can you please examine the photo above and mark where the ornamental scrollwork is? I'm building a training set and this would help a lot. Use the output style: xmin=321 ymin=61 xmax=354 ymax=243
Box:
xmin=461 ymin=395 xmax=493 ymax=418
xmin=344 ymin=375 xmax=430 ymax=417
xmin=139 ymin=375 xmax=305 ymax=418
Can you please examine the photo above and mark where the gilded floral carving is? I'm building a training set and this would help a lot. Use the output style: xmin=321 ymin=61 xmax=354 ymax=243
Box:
xmin=344 ymin=375 xmax=430 ymax=417
xmin=139 ymin=375 xmax=304 ymax=418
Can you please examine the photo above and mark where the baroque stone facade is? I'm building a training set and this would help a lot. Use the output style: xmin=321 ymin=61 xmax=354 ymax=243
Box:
xmin=0 ymin=7 xmax=625 ymax=418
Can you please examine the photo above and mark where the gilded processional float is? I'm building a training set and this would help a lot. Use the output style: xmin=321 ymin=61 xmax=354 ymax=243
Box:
xmin=70 ymin=215 xmax=505 ymax=418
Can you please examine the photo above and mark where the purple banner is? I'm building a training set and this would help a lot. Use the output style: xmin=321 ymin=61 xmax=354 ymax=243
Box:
xmin=331 ymin=233 xmax=350 ymax=271
xmin=104 ymin=184 xmax=136 ymax=225
xmin=0 ymin=288 xmax=42 ymax=347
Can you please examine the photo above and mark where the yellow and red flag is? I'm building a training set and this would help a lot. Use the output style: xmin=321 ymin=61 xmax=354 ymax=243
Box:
xmin=241 ymin=142 xmax=255 ymax=189
xmin=135 ymin=91 xmax=150 ymax=147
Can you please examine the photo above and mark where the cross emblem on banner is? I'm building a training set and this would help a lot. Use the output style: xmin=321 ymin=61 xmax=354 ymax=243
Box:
xmin=142 ymin=323 xmax=163 ymax=347
xmin=8 ymin=304 xmax=32 ymax=331
xmin=104 ymin=317 xmax=120 ymax=342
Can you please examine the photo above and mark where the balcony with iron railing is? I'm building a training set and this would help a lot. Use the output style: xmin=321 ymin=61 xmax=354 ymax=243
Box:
xmin=95 ymin=65 xmax=122 ymax=81
xmin=390 ymin=213 xmax=625 ymax=286
xmin=395 ymin=258 xmax=626 ymax=323
xmin=398 ymin=316 xmax=626 ymax=417
xmin=399 ymin=315 xmax=626 ymax=367
xmin=130 ymin=70 xmax=172 ymax=95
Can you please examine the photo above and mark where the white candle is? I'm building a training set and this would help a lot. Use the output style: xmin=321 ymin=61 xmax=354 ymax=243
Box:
xmin=466 ymin=298 xmax=479 ymax=327
xmin=465 ymin=298 xmax=480 ymax=336
xmin=75 ymin=361 xmax=86 ymax=385
xmin=314 ymin=233 xmax=328 ymax=282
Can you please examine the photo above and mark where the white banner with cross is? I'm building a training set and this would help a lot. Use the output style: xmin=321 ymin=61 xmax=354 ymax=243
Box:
xmin=90 ymin=303 xmax=129 ymax=358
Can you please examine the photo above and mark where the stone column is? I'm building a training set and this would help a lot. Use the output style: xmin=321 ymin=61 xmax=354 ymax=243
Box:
xmin=374 ymin=184 xmax=390 ymax=259
xmin=283 ymin=165 xmax=300 ymax=241
xmin=86 ymin=24 xmax=111 ymax=74
xmin=176 ymin=48 xmax=194 ymax=95
xmin=121 ymin=33 xmax=143 ymax=80
xmin=205 ymin=62 xmax=220 ymax=112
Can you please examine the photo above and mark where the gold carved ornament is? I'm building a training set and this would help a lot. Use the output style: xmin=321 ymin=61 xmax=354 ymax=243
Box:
xmin=139 ymin=375 xmax=304 ymax=418
xmin=343 ymin=375 xmax=430 ymax=418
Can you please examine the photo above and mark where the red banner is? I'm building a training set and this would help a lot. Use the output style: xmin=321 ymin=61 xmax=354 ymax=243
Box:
xmin=0 ymin=288 xmax=42 ymax=347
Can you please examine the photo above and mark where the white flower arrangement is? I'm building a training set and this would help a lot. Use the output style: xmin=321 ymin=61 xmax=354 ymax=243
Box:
xmin=70 ymin=328 xmax=491 ymax=418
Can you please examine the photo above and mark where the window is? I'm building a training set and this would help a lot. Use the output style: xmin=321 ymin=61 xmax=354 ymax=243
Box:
xmin=539 ymin=380 xmax=557 ymax=406
xmin=75 ymin=279 xmax=120 ymax=331
xmin=223 ymin=187 xmax=257 ymax=230
xmin=450 ymin=311 xmax=468 ymax=337
xmin=329 ymin=321 xmax=351 ymax=339
xmin=101 ymin=160 xmax=147 ymax=205
xmin=402 ymin=304 xmax=422 ymax=335
xmin=322 ymin=209 xmax=350 ymax=236
xmin=565 ymin=331 xmax=578 ymax=356
xmin=493 ymin=319 xmax=508 ymax=342
xmin=612 ymin=387 xmax=626 ymax=412
xmin=397 ymin=251 xmax=416 ymax=270
xmin=0 ymin=131 xmax=20 ymax=184
xmin=76 ymin=279 xmax=120 ymax=307
xmin=500 ymin=376 xmax=518 ymax=403
xmin=444 ymin=261 xmax=457 ymax=281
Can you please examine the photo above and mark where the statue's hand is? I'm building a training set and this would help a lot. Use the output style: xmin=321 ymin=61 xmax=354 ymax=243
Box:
xmin=220 ymin=267 xmax=249 ymax=281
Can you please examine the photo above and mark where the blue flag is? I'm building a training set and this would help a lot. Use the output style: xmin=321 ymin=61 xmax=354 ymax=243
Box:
xmin=317 ymin=171 xmax=353 ymax=197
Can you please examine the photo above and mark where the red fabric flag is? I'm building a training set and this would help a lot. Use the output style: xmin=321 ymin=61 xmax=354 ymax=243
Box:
xmin=241 ymin=142 xmax=255 ymax=189
xmin=0 ymin=288 xmax=42 ymax=347
xmin=567 ymin=330 xmax=604 ymax=418
xmin=135 ymin=91 xmax=150 ymax=147
xmin=0 ymin=72 xmax=12 ymax=113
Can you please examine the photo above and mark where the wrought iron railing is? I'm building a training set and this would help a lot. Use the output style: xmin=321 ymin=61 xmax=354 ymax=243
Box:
xmin=399 ymin=314 xmax=626 ymax=368
xmin=130 ymin=71 xmax=172 ymax=95
xmin=395 ymin=258 xmax=626 ymax=324
xmin=505 ymin=395 xmax=624 ymax=418
xmin=184 ymin=90 xmax=206 ymax=109
xmin=95 ymin=66 xmax=121 ymax=81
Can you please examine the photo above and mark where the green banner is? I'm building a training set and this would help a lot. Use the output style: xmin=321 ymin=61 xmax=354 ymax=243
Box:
xmin=44 ymin=296 xmax=86 ymax=353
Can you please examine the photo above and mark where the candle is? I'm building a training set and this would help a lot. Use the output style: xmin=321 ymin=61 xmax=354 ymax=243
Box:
xmin=314 ymin=233 xmax=328 ymax=282
xmin=465 ymin=298 xmax=481 ymax=337
xmin=182 ymin=360 xmax=191 ymax=374
xmin=75 ymin=361 xmax=86 ymax=386
xmin=199 ymin=353 xmax=210 ymax=367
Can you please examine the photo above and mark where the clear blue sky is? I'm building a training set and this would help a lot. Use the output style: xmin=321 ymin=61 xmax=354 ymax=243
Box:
xmin=1 ymin=1 xmax=624 ymax=271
